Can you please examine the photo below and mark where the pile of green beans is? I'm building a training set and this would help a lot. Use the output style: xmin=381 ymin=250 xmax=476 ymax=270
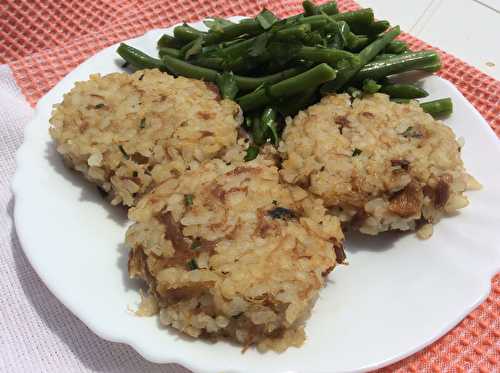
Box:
xmin=116 ymin=1 xmax=452 ymax=160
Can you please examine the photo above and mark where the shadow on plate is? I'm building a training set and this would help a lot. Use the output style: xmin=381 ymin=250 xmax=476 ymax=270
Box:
xmin=154 ymin=308 xmax=265 ymax=352
xmin=344 ymin=229 xmax=406 ymax=254
xmin=115 ymin=58 xmax=141 ymax=73
xmin=8 ymin=198 xmax=190 ymax=373
xmin=45 ymin=141 xmax=128 ymax=227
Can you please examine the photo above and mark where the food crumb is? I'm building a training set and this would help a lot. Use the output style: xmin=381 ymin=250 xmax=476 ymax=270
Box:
xmin=417 ymin=223 xmax=433 ymax=239
xmin=465 ymin=174 xmax=482 ymax=190
xmin=135 ymin=291 xmax=159 ymax=317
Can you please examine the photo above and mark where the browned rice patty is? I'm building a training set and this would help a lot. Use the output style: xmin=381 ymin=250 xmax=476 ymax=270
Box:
xmin=126 ymin=157 xmax=345 ymax=351
xmin=279 ymin=93 xmax=480 ymax=237
xmin=49 ymin=69 xmax=242 ymax=206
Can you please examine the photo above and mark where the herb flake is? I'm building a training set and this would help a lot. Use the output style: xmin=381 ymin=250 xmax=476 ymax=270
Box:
xmin=267 ymin=41 xmax=302 ymax=64
xmin=362 ymin=79 xmax=382 ymax=94
xmin=216 ymin=72 xmax=239 ymax=100
xmin=401 ymin=126 xmax=413 ymax=137
xmin=139 ymin=118 xmax=146 ymax=129
xmin=187 ymin=258 xmax=198 ymax=270
xmin=261 ymin=107 xmax=279 ymax=145
xmin=401 ymin=126 xmax=422 ymax=138
xmin=248 ymin=32 xmax=272 ymax=57
xmin=244 ymin=146 xmax=259 ymax=162
xmin=204 ymin=17 xmax=234 ymax=32
xmin=346 ymin=86 xmax=363 ymax=99
xmin=184 ymin=194 xmax=194 ymax=206
xmin=184 ymin=37 xmax=204 ymax=60
xmin=94 ymin=103 xmax=105 ymax=109
xmin=352 ymin=148 xmax=362 ymax=156
xmin=191 ymin=240 xmax=201 ymax=250
xmin=268 ymin=207 xmax=297 ymax=220
xmin=256 ymin=9 xmax=278 ymax=30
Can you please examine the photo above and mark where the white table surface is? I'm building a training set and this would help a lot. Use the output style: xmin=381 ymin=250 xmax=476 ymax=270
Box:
xmin=357 ymin=0 xmax=500 ymax=80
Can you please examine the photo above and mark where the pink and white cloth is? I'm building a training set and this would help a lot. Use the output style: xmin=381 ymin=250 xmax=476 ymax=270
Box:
xmin=0 ymin=1 xmax=498 ymax=372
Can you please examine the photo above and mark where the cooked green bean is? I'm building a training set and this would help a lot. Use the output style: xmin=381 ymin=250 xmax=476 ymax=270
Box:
xmin=286 ymin=1 xmax=338 ymax=23
xmin=158 ymin=47 xmax=181 ymax=58
xmin=179 ymin=39 xmax=195 ymax=56
xmin=227 ymin=36 xmax=258 ymax=51
xmin=317 ymin=1 xmax=339 ymax=14
xmin=162 ymin=54 xmax=220 ymax=81
xmin=354 ymin=20 xmax=390 ymax=36
xmin=294 ymin=15 xmax=329 ymax=30
xmin=354 ymin=50 xmax=440 ymax=81
xmin=303 ymin=0 xmax=319 ymax=16
xmin=372 ymin=53 xmax=398 ymax=61
xmin=120 ymin=5 xmax=447 ymax=148
xmin=420 ymin=61 xmax=442 ymax=72
xmin=238 ymin=63 xmax=337 ymax=111
xmin=202 ymin=38 xmax=241 ymax=52
xmin=384 ymin=40 xmax=408 ymax=54
xmin=358 ymin=26 xmax=401 ymax=64
xmin=322 ymin=26 xmax=400 ymax=92
xmin=192 ymin=54 xmax=255 ymax=74
xmin=174 ymin=25 xmax=206 ymax=43
xmin=117 ymin=43 xmax=166 ymax=70
xmin=204 ymin=19 xmax=262 ymax=45
xmin=330 ymin=8 xmax=374 ymax=27
xmin=214 ymin=37 xmax=256 ymax=62
xmin=215 ymin=36 xmax=275 ymax=72
xmin=235 ymin=67 xmax=307 ymax=91
xmin=251 ymin=114 xmax=267 ymax=145
xmin=278 ymin=87 xmax=317 ymax=116
xmin=346 ymin=34 xmax=370 ymax=51
xmin=317 ymin=1 xmax=339 ymax=15
xmin=362 ymin=78 xmax=381 ymax=93
xmin=190 ymin=56 xmax=226 ymax=70
xmin=420 ymin=98 xmax=453 ymax=117
xmin=392 ymin=97 xmax=453 ymax=117
xmin=296 ymin=9 xmax=374 ymax=32
xmin=157 ymin=34 xmax=184 ymax=49
xmin=295 ymin=46 xmax=359 ymax=66
xmin=323 ymin=20 xmax=348 ymax=47
xmin=202 ymin=2 xmax=336 ymax=45
xmin=161 ymin=54 xmax=306 ymax=91
xmin=302 ymin=30 xmax=326 ymax=46
xmin=274 ymin=24 xmax=311 ymax=41
xmin=369 ymin=20 xmax=390 ymax=34
xmin=380 ymin=83 xmax=428 ymax=98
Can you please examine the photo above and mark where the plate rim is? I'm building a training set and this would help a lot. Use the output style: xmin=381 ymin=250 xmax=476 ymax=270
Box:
xmin=12 ymin=17 xmax=500 ymax=373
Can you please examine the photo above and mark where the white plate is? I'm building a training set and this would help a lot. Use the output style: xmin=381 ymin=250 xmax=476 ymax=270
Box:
xmin=12 ymin=17 xmax=500 ymax=373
